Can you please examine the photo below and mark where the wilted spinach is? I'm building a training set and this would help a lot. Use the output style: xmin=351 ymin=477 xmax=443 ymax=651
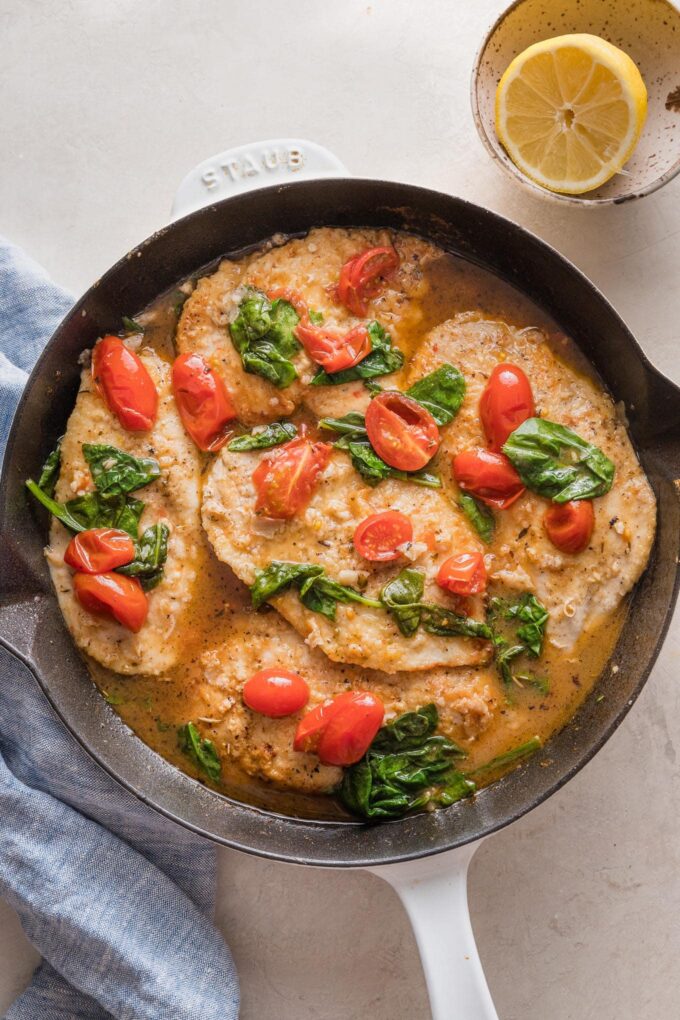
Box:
xmin=405 ymin=364 xmax=466 ymax=425
xmin=310 ymin=321 xmax=404 ymax=386
xmin=340 ymin=704 xmax=474 ymax=820
xmin=122 ymin=316 xmax=145 ymax=335
xmin=250 ymin=561 xmax=381 ymax=620
xmin=178 ymin=722 xmax=221 ymax=783
xmin=380 ymin=568 xmax=492 ymax=641
xmin=118 ymin=523 xmax=169 ymax=590
xmin=82 ymin=444 xmax=160 ymax=495
xmin=37 ymin=440 xmax=62 ymax=497
xmin=502 ymin=417 xmax=615 ymax=502
xmin=487 ymin=593 xmax=550 ymax=692
xmin=26 ymin=442 xmax=169 ymax=585
xmin=458 ymin=492 xmax=495 ymax=544
xmin=229 ymin=287 xmax=301 ymax=388
xmin=227 ymin=421 xmax=297 ymax=452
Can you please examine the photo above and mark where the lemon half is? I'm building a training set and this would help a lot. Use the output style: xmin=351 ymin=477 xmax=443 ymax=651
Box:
xmin=495 ymin=33 xmax=647 ymax=195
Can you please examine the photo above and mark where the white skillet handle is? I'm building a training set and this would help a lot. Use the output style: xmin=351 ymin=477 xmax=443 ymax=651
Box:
xmin=171 ymin=138 xmax=348 ymax=219
xmin=369 ymin=839 xmax=498 ymax=1020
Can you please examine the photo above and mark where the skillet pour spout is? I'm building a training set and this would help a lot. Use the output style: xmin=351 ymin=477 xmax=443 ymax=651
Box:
xmin=0 ymin=178 xmax=679 ymax=867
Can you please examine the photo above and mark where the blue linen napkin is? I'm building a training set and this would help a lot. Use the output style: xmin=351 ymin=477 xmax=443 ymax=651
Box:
xmin=0 ymin=239 xmax=240 ymax=1020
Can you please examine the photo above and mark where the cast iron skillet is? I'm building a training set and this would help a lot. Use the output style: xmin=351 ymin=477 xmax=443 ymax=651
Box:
xmin=1 ymin=166 xmax=679 ymax=1017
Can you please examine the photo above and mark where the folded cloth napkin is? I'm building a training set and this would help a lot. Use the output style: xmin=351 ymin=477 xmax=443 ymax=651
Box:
xmin=0 ymin=239 xmax=240 ymax=1020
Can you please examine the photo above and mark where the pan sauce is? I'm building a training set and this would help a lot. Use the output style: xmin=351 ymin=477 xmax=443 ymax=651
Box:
xmin=86 ymin=239 xmax=635 ymax=820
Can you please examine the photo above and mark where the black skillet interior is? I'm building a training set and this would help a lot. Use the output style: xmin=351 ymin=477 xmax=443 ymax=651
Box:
xmin=1 ymin=179 xmax=679 ymax=867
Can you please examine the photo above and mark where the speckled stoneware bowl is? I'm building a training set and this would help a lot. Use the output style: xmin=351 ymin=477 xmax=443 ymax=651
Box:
xmin=471 ymin=0 xmax=680 ymax=204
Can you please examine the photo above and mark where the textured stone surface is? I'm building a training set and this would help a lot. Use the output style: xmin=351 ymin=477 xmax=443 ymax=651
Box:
xmin=2 ymin=1 xmax=679 ymax=1017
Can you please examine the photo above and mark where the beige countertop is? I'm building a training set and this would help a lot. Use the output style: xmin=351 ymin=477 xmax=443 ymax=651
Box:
xmin=2 ymin=1 xmax=679 ymax=1017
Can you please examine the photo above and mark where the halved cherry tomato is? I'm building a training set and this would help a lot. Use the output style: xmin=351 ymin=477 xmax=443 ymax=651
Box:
xmin=479 ymin=362 xmax=535 ymax=452
xmin=252 ymin=435 xmax=332 ymax=519
xmin=64 ymin=528 xmax=135 ymax=574
xmin=544 ymin=499 xmax=594 ymax=554
xmin=295 ymin=321 xmax=372 ymax=374
xmin=453 ymin=449 xmax=525 ymax=510
xmin=243 ymin=667 xmax=310 ymax=718
xmin=316 ymin=691 xmax=385 ymax=766
xmin=293 ymin=691 xmax=385 ymax=763
xmin=437 ymin=552 xmax=487 ymax=596
xmin=172 ymin=353 xmax=236 ymax=452
xmin=92 ymin=336 xmax=158 ymax=432
xmin=293 ymin=700 xmax=336 ymax=753
xmin=73 ymin=572 xmax=148 ymax=632
xmin=336 ymin=246 xmax=400 ymax=316
xmin=266 ymin=287 xmax=310 ymax=320
xmin=353 ymin=510 xmax=413 ymax=562
xmin=365 ymin=391 xmax=440 ymax=472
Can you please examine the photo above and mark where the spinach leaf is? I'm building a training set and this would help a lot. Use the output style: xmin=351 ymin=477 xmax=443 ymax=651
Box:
xmin=227 ymin=421 xmax=297 ymax=452
xmin=421 ymin=603 xmax=493 ymax=640
xmin=82 ymin=444 xmax=160 ymax=495
xmin=371 ymin=704 xmax=441 ymax=752
xmin=65 ymin=491 xmax=145 ymax=538
xmin=117 ymin=523 xmax=169 ymax=590
xmin=487 ymin=592 xmax=550 ymax=690
xmin=493 ymin=640 xmax=526 ymax=686
xmin=380 ymin=568 xmax=425 ymax=637
xmin=405 ymin=364 xmax=466 ymax=426
xmin=26 ymin=481 xmax=144 ymax=537
xmin=122 ymin=316 xmax=145 ymax=335
xmin=250 ymin=561 xmax=380 ymax=619
xmin=320 ymin=414 xmax=442 ymax=489
xmin=250 ymin=561 xmax=323 ymax=608
xmin=515 ymin=673 xmax=550 ymax=695
xmin=458 ymin=492 xmax=495 ymax=544
xmin=319 ymin=412 xmax=368 ymax=438
xmin=298 ymin=572 xmax=381 ymax=619
xmin=469 ymin=735 xmax=542 ymax=778
xmin=502 ymin=417 xmax=615 ymax=502
xmin=310 ymin=321 xmax=404 ymax=386
xmin=37 ymin=440 xmax=62 ymax=497
xmin=489 ymin=592 xmax=548 ymax=658
xmin=229 ymin=287 xmax=301 ymax=389
xmin=504 ymin=592 xmax=549 ymax=657
xmin=340 ymin=703 xmax=474 ymax=820
xmin=178 ymin=722 xmax=221 ymax=783
xmin=380 ymin=568 xmax=492 ymax=640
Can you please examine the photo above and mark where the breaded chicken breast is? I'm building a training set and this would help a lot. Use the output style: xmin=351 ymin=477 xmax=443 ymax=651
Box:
xmin=406 ymin=314 xmax=656 ymax=648
xmin=47 ymin=345 xmax=202 ymax=674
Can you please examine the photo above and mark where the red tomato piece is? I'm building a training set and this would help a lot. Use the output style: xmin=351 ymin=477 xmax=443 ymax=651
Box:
xmin=479 ymin=362 xmax=535 ymax=451
xmin=293 ymin=700 xmax=337 ymax=753
xmin=64 ymin=528 xmax=135 ymax=574
xmin=453 ymin=449 xmax=525 ymax=510
xmin=172 ymin=352 xmax=236 ymax=452
xmin=336 ymin=246 xmax=400 ymax=316
xmin=252 ymin=435 xmax=332 ymax=519
xmin=544 ymin=499 xmax=594 ymax=554
xmin=243 ymin=667 xmax=310 ymax=718
xmin=436 ymin=552 xmax=487 ymax=596
xmin=73 ymin=572 xmax=148 ymax=632
xmin=295 ymin=321 xmax=372 ymax=374
xmin=316 ymin=691 xmax=385 ymax=766
xmin=92 ymin=336 xmax=158 ymax=432
xmin=365 ymin=391 xmax=440 ymax=472
xmin=353 ymin=510 xmax=413 ymax=562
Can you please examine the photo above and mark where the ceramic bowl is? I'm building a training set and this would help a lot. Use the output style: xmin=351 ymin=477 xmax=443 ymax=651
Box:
xmin=471 ymin=0 xmax=680 ymax=204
